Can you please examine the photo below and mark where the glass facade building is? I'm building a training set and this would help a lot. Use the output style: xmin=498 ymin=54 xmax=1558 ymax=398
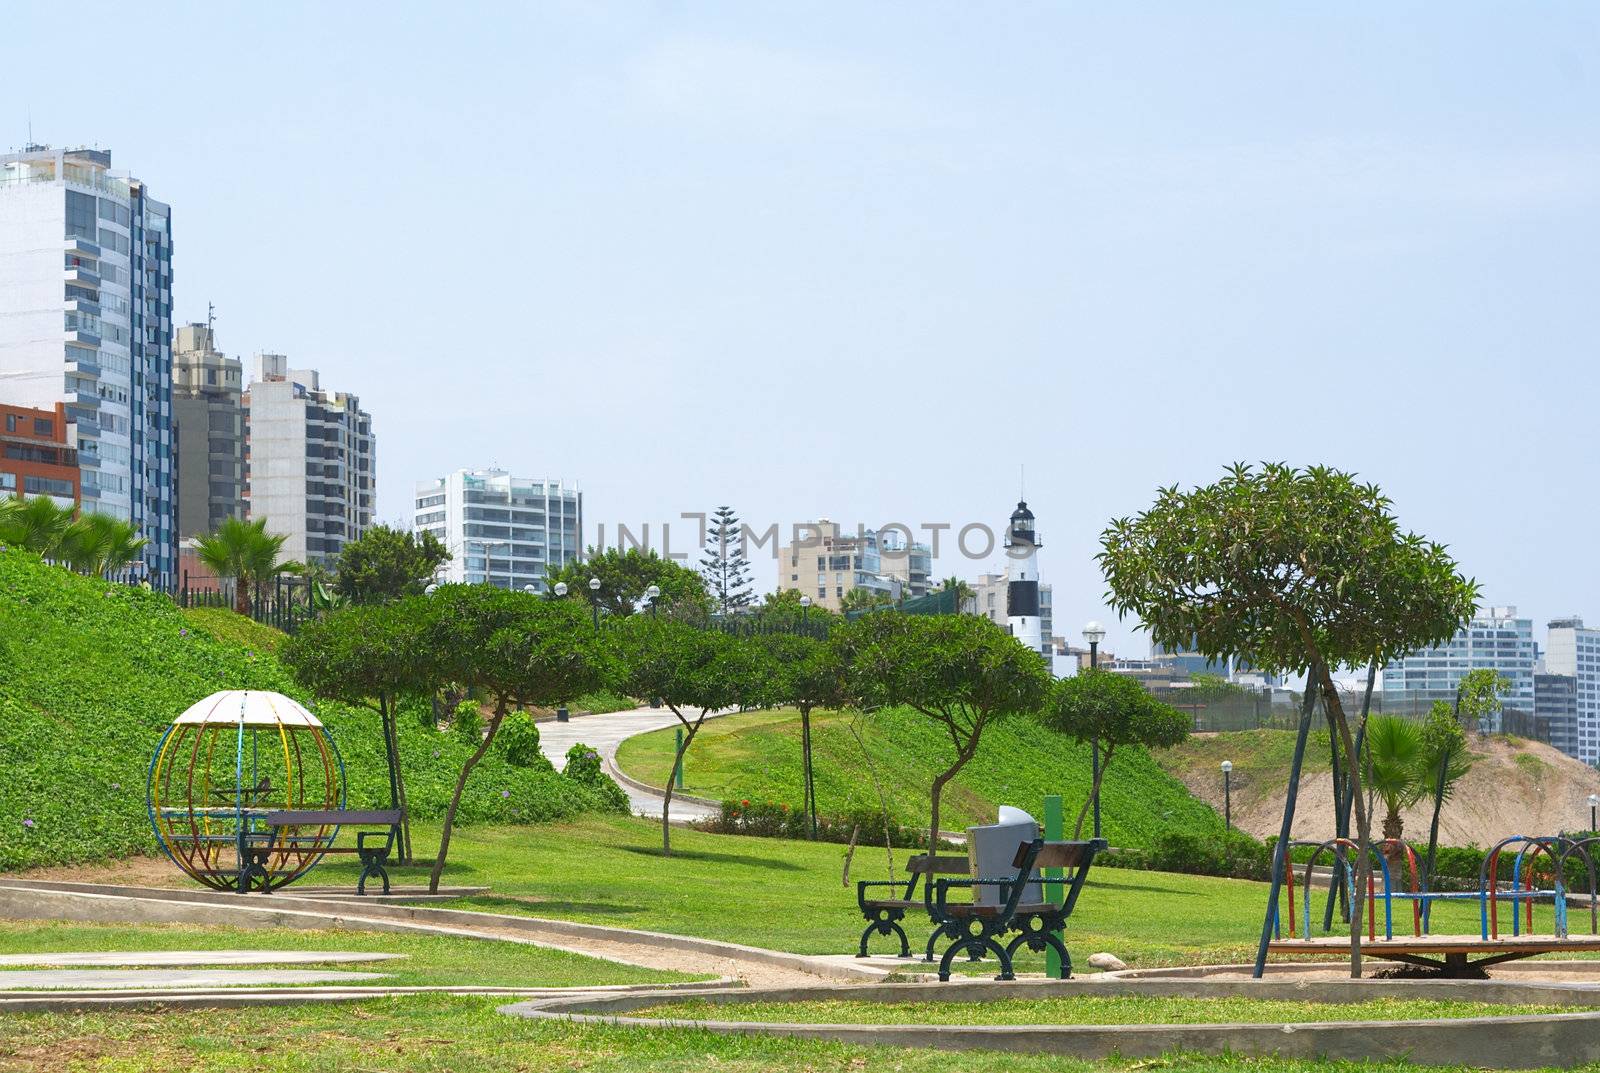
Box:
xmin=1381 ymin=606 xmax=1537 ymax=728
xmin=413 ymin=468 xmax=582 ymax=591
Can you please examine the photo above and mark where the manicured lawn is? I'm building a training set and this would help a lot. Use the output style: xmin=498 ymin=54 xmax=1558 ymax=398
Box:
xmin=614 ymin=706 xmax=1223 ymax=848
xmin=0 ymin=919 xmax=700 ymax=988
xmin=5 ymin=994 xmax=1600 ymax=1073
xmin=628 ymin=993 xmax=1587 ymax=1025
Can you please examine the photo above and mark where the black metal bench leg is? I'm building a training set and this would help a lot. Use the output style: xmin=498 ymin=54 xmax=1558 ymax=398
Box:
xmin=357 ymin=858 xmax=390 ymax=896
xmin=856 ymin=913 xmax=911 ymax=958
xmin=923 ymin=925 xmax=944 ymax=963
xmin=985 ymin=933 xmax=1015 ymax=981
xmin=937 ymin=937 xmax=976 ymax=982
xmin=1008 ymin=929 xmax=1072 ymax=980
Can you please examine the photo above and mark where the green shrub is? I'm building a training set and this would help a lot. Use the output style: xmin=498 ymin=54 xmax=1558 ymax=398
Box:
xmin=562 ymin=743 xmax=630 ymax=813
xmin=702 ymin=799 xmax=949 ymax=849
xmin=0 ymin=548 xmax=613 ymax=871
xmin=1104 ymin=828 xmax=1270 ymax=880
xmin=452 ymin=700 xmax=483 ymax=746
xmin=572 ymin=690 xmax=634 ymax=715
xmin=497 ymin=712 xmax=550 ymax=769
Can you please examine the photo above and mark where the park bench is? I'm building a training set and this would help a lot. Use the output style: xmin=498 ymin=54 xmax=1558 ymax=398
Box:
xmin=931 ymin=837 xmax=1105 ymax=981
xmin=856 ymin=852 xmax=971 ymax=959
xmin=244 ymin=809 xmax=404 ymax=895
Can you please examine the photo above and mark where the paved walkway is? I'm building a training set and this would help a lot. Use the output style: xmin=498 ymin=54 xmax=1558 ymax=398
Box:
xmin=0 ymin=968 xmax=391 ymax=989
xmin=538 ymin=706 xmax=732 ymax=820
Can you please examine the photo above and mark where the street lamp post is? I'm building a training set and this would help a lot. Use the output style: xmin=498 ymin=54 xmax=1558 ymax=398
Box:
xmin=1221 ymin=760 xmax=1234 ymax=833
xmin=1589 ymin=793 xmax=1598 ymax=833
xmin=1083 ymin=621 xmax=1106 ymax=841
xmin=477 ymin=540 xmax=509 ymax=589
xmin=553 ymin=581 xmax=568 ymax=598
xmin=800 ymin=594 xmax=811 ymax=635
xmin=798 ymin=595 xmax=816 ymax=836
xmin=645 ymin=584 xmax=661 ymax=618
xmin=588 ymin=576 xmax=601 ymax=630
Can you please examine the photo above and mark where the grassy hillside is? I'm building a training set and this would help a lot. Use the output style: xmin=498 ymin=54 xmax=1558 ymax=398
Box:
xmin=616 ymin=706 xmax=1226 ymax=847
xmin=0 ymin=549 xmax=616 ymax=872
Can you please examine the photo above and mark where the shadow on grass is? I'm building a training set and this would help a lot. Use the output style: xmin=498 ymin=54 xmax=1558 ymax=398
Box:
xmin=462 ymin=894 xmax=649 ymax=918
xmin=618 ymin=846 xmax=806 ymax=872
xmin=1086 ymin=877 xmax=1204 ymax=897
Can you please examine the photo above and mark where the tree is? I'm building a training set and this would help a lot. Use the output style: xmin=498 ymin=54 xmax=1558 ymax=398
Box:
xmin=1099 ymin=462 xmax=1478 ymax=976
xmin=334 ymin=525 xmax=451 ymax=604
xmin=1040 ymin=669 xmax=1190 ymax=837
xmin=840 ymin=586 xmax=894 ymax=614
xmin=842 ymin=612 xmax=1052 ymax=852
xmin=1455 ymin=668 xmax=1511 ymax=736
xmin=700 ymin=506 xmax=754 ymax=614
xmin=612 ymin=619 xmax=764 ymax=854
xmin=57 ymin=513 xmax=147 ymax=578
xmin=1419 ymin=671 xmax=1498 ymax=890
xmin=1361 ymin=714 xmax=1425 ymax=870
xmin=761 ymin=633 xmax=849 ymax=837
xmin=941 ymin=576 xmax=975 ymax=613
xmin=418 ymin=587 xmax=608 ymax=891
xmin=193 ymin=517 xmax=303 ymax=615
xmin=751 ymin=588 xmax=836 ymax=635
xmin=281 ymin=601 xmax=426 ymax=862
xmin=0 ymin=495 xmax=75 ymax=556
xmin=546 ymin=546 xmax=711 ymax=618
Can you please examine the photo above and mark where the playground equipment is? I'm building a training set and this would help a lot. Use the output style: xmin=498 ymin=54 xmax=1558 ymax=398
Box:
xmin=1264 ymin=833 xmax=1600 ymax=973
xmin=146 ymin=690 xmax=345 ymax=892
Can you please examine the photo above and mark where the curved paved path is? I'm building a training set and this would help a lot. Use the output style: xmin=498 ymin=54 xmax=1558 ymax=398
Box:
xmin=538 ymin=706 xmax=734 ymax=820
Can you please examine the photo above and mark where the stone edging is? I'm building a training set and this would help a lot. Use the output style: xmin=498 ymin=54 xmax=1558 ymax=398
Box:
xmin=503 ymin=976 xmax=1600 ymax=1068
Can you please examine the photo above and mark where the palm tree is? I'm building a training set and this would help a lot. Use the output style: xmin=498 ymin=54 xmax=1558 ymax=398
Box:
xmin=0 ymin=495 xmax=76 ymax=556
xmin=1362 ymin=714 xmax=1425 ymax=872
xmin=941 ymin=576 xmax=975 ymax=613
xmin=58 ymin=513 xmax=147 ymax=577
xmin=194 ymin=517 xmax=302 ymax=615
xmin=839 ymin=586 xmax=893 ymax=614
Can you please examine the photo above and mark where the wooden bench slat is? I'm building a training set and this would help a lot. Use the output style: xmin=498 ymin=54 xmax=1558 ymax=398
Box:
xmin=264 ymin=810 xmax=401 ymax=826
xmin=1015 ymin=840 xmax=1095 ymax=870
xmin=906 ymin=854 xmax=970 ymax=875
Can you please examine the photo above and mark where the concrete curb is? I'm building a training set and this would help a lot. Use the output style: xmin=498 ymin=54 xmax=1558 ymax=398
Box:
xmin=0 ymin=882 xmax=882 ymax=984
xmin=504 ymin=976 xmax=1600 ymax=1068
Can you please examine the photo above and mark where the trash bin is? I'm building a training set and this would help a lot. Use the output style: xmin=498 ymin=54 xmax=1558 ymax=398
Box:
xmin=967 ymin=805 xmax=1041 ymax=907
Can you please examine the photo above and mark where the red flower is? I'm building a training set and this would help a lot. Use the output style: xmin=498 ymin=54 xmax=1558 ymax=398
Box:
xmin=780 ymin=803 xmax=788 ymax=810
xmin=741 ymin=799 xmax=750 ymax=807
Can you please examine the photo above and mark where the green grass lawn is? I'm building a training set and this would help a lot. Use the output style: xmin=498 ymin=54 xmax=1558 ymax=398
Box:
xmin=5 ymin=994 xmax=1600 ymax=1073
xmin=177 ymin=606 xmax=288 ymax=654
xmin=628 ymin=994 xmax=1587 ymax=1025
xmin=0 ymin=919 xmax=700 ymax=988
xmin=615 ymin=707 xmax=1224 ymax=847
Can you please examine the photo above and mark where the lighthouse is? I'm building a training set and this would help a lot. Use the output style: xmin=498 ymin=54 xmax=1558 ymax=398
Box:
xmin=1005 ymin=500 xmax=1043 ymax=654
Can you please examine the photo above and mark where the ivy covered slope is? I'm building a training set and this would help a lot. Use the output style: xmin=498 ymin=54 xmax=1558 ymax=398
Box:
xmin=617 ymin=705 xmax=1225 ymax=847
xmin=0 ymin=549 xmax=614 ymax=872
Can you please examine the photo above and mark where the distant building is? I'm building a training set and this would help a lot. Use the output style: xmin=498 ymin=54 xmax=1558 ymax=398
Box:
xmin=1534 ymin=672 xmax=1580 ymax=761
xmin=171 ymin=322 xmax=244 ymax=538
xmin=1151 ymin=638 xmax=1229 ymax=678
xmin=1381 ymin=605 xmax=1537 ymax=725
xmin=0 ymin=145 xmax=175 ymax=584
xmin=1545 ymin=618 xmax=1600 ymax=765
xmin=0 ymin=402 xmax=78 ymax=506
xmin=879 ymin=531 xmax=933 ymax=601
xmin=776 ymin=519 xmax=898 ymax=612
xmin=243 ymin=354 xmax=375 ymax=569
xmin=413 ymin=468 xmax=581 ymax=590
xmin=972 ymin=570 xmax=1054 ymax=657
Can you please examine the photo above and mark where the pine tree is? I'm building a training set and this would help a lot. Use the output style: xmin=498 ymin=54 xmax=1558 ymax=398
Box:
xmin=699 ymin=505 xmax=753 ymax=613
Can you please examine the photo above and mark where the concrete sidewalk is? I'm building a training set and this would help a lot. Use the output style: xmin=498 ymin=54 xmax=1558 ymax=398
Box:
xmin=537 ymin=706 xmax=732 ymax=820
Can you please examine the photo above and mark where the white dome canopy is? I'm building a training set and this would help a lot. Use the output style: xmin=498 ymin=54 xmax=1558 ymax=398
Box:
xmin=172 ymin=690 xmax=322 ymax=728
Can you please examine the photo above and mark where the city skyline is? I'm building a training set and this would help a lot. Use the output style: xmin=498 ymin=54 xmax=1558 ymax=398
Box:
xmin=4 ymin=4 xmax=1597 ymax=651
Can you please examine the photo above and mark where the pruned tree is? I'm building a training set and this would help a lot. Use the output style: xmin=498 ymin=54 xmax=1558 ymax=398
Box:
xmin=1099 ymin=462 xmax=1478 ymax=976
xmin=842 ymin=612 xmax=1052 ymax=852
xmin=612 ymin=619 xmax=764 ymax=854
xmin=281 ymin=601 xmax=426 ymax=862
xmin=700 ymin=506 xmax=754 ymax=614
xmin=1039 ymin=669 xmax=1190 ymax=838
xmin=761 ymin=632 xmax=849 ymax=837
xmin=419 ymin=587 xmax=608 ymax=891
xmin=333 ymin=524 xmax=451 ymax=604
xmin=547 ymin=546 xmax=711 ymax=618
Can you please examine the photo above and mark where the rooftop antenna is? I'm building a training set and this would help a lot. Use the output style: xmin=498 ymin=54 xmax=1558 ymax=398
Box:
xmin=207 ymin=301 xmax=215 ymax=334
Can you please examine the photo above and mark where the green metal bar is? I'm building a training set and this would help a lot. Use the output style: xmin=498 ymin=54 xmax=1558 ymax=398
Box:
xmin=1043 ymin=794 xmax=1064 ymax=977
xmin=673 ymin=727 xmax=685 ymax=790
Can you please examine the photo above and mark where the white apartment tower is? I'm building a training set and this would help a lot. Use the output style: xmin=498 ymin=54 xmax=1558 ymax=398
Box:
xmin=1546 ymin=618 xmax=1600 ymax=765
xmin=1381 ymin=605 xmax=1537 ymax=723
xmin=0 ymin=146 xmax=176 ymax=585
xmin=413 ymin=469 xmax=582 ymax=591
xmin=243 ymin=354 xmax=375 ymax=569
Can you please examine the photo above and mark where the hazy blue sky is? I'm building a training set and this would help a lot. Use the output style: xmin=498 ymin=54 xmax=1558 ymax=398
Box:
xmin=9 ymin=3 xmax=1598 ymax=653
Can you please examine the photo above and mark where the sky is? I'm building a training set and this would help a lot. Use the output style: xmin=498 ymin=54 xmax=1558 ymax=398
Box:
xmin=7 ymin=2 xmax=1598 ymax=654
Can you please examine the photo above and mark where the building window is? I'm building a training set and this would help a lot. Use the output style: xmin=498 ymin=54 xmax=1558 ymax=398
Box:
xmin=66 ymin=191 xmax=97 ymax=240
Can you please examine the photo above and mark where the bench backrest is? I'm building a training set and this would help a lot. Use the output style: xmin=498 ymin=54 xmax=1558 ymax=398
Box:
xmin=906 ymin=854 xmax=970 ymax=876
xmin=264 ymin=809 xmax=402 ymax=827
xmin=1015 ymin=839 xmax=1096 ymax=870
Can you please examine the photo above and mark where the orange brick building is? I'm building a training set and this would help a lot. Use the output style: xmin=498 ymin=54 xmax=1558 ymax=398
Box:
xmin=0 ymin=402 xmax=79 ymax=505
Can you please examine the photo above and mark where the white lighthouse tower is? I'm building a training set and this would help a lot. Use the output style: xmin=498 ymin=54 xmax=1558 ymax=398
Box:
xmin=1005 ymin=500 xmax=1043 ymax=654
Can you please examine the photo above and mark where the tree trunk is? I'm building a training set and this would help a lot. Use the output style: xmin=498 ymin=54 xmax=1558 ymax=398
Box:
xmin=380 ymin=696 xmax=413 ymax=865
xmin=661 ymin=709 xmax=707 ymax=856
xmin=233 ymin=576 xmax=250 ymax=616
xmin=429 ymin=700 xmax=504 ymax=893
xmin=1319 ymin=663 xmax=1371 ymax=978
xmin=1073 ymin=742 xmax=1115 ymax=839
xmin=800 ymin=705 xmax=815 ymax=839
xmin=1381 ymin=804 xmax=1405 ymax=875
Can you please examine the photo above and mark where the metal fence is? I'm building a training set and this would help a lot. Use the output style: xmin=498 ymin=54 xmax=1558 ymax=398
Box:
xmin=174 ymin=573 xmax=318 ymax=635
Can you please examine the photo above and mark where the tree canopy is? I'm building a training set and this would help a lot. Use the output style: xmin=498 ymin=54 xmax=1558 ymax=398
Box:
xmin=333 ymin=524 xmax=451 ymax=604
xmin=546 ymin=546 xmax=710 ymax=618
xmin=193 ymin=517 xmax=303 ymax=614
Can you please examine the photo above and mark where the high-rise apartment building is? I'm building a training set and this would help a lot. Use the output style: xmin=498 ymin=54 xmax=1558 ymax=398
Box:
xmin=775 ymin=520 xmax=899 ymax=612
xmin=1545 ymin=618 xmax=1600 ymax=765
xmin=412 ymin=469 xmax=582 ymax=590
xmin=0 ymin=402 xmax=78 ymax=505
xmin=243 ymin=354 xmax=374 ymax=569
xmin=1534 ymin=672 xmax=1580 ymax=762
xmin=1381 ymin=605 xmax=1537 ymax=722
xmin=0 ymin=146 xmax=175 ymax=584
xmin=172 ymin=322 xmax=244 ymax=538
xmin=880 ymin=532 xmax=933 ymax=600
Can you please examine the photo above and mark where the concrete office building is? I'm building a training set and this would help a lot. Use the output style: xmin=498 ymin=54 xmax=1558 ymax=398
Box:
xmin=1546 ymin=618 xmax=1600 ymax=765
xmin=1534 ymin=672 xmax=1580 ymax=762
xmin=413 ymin=468 xmax=582 ymax=590
xmin=171 ymin=322 xmax=244 ymax=538
xmin=243 ymin=354 xmax=374 ymax=569
xmin=1381 ymin=605 xmax=1537 ymax=724
xmin=0 ymin=145 xmax=175 ymax=584
xmin=776 ymin=519 xmax=900 ymax=612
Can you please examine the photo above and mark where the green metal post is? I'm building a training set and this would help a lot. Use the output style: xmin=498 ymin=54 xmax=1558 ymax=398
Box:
xmin=1043 ymin=795 xmax=1064 ymax=977
xmin=674 ymin=727 xmax=686 ymax=790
